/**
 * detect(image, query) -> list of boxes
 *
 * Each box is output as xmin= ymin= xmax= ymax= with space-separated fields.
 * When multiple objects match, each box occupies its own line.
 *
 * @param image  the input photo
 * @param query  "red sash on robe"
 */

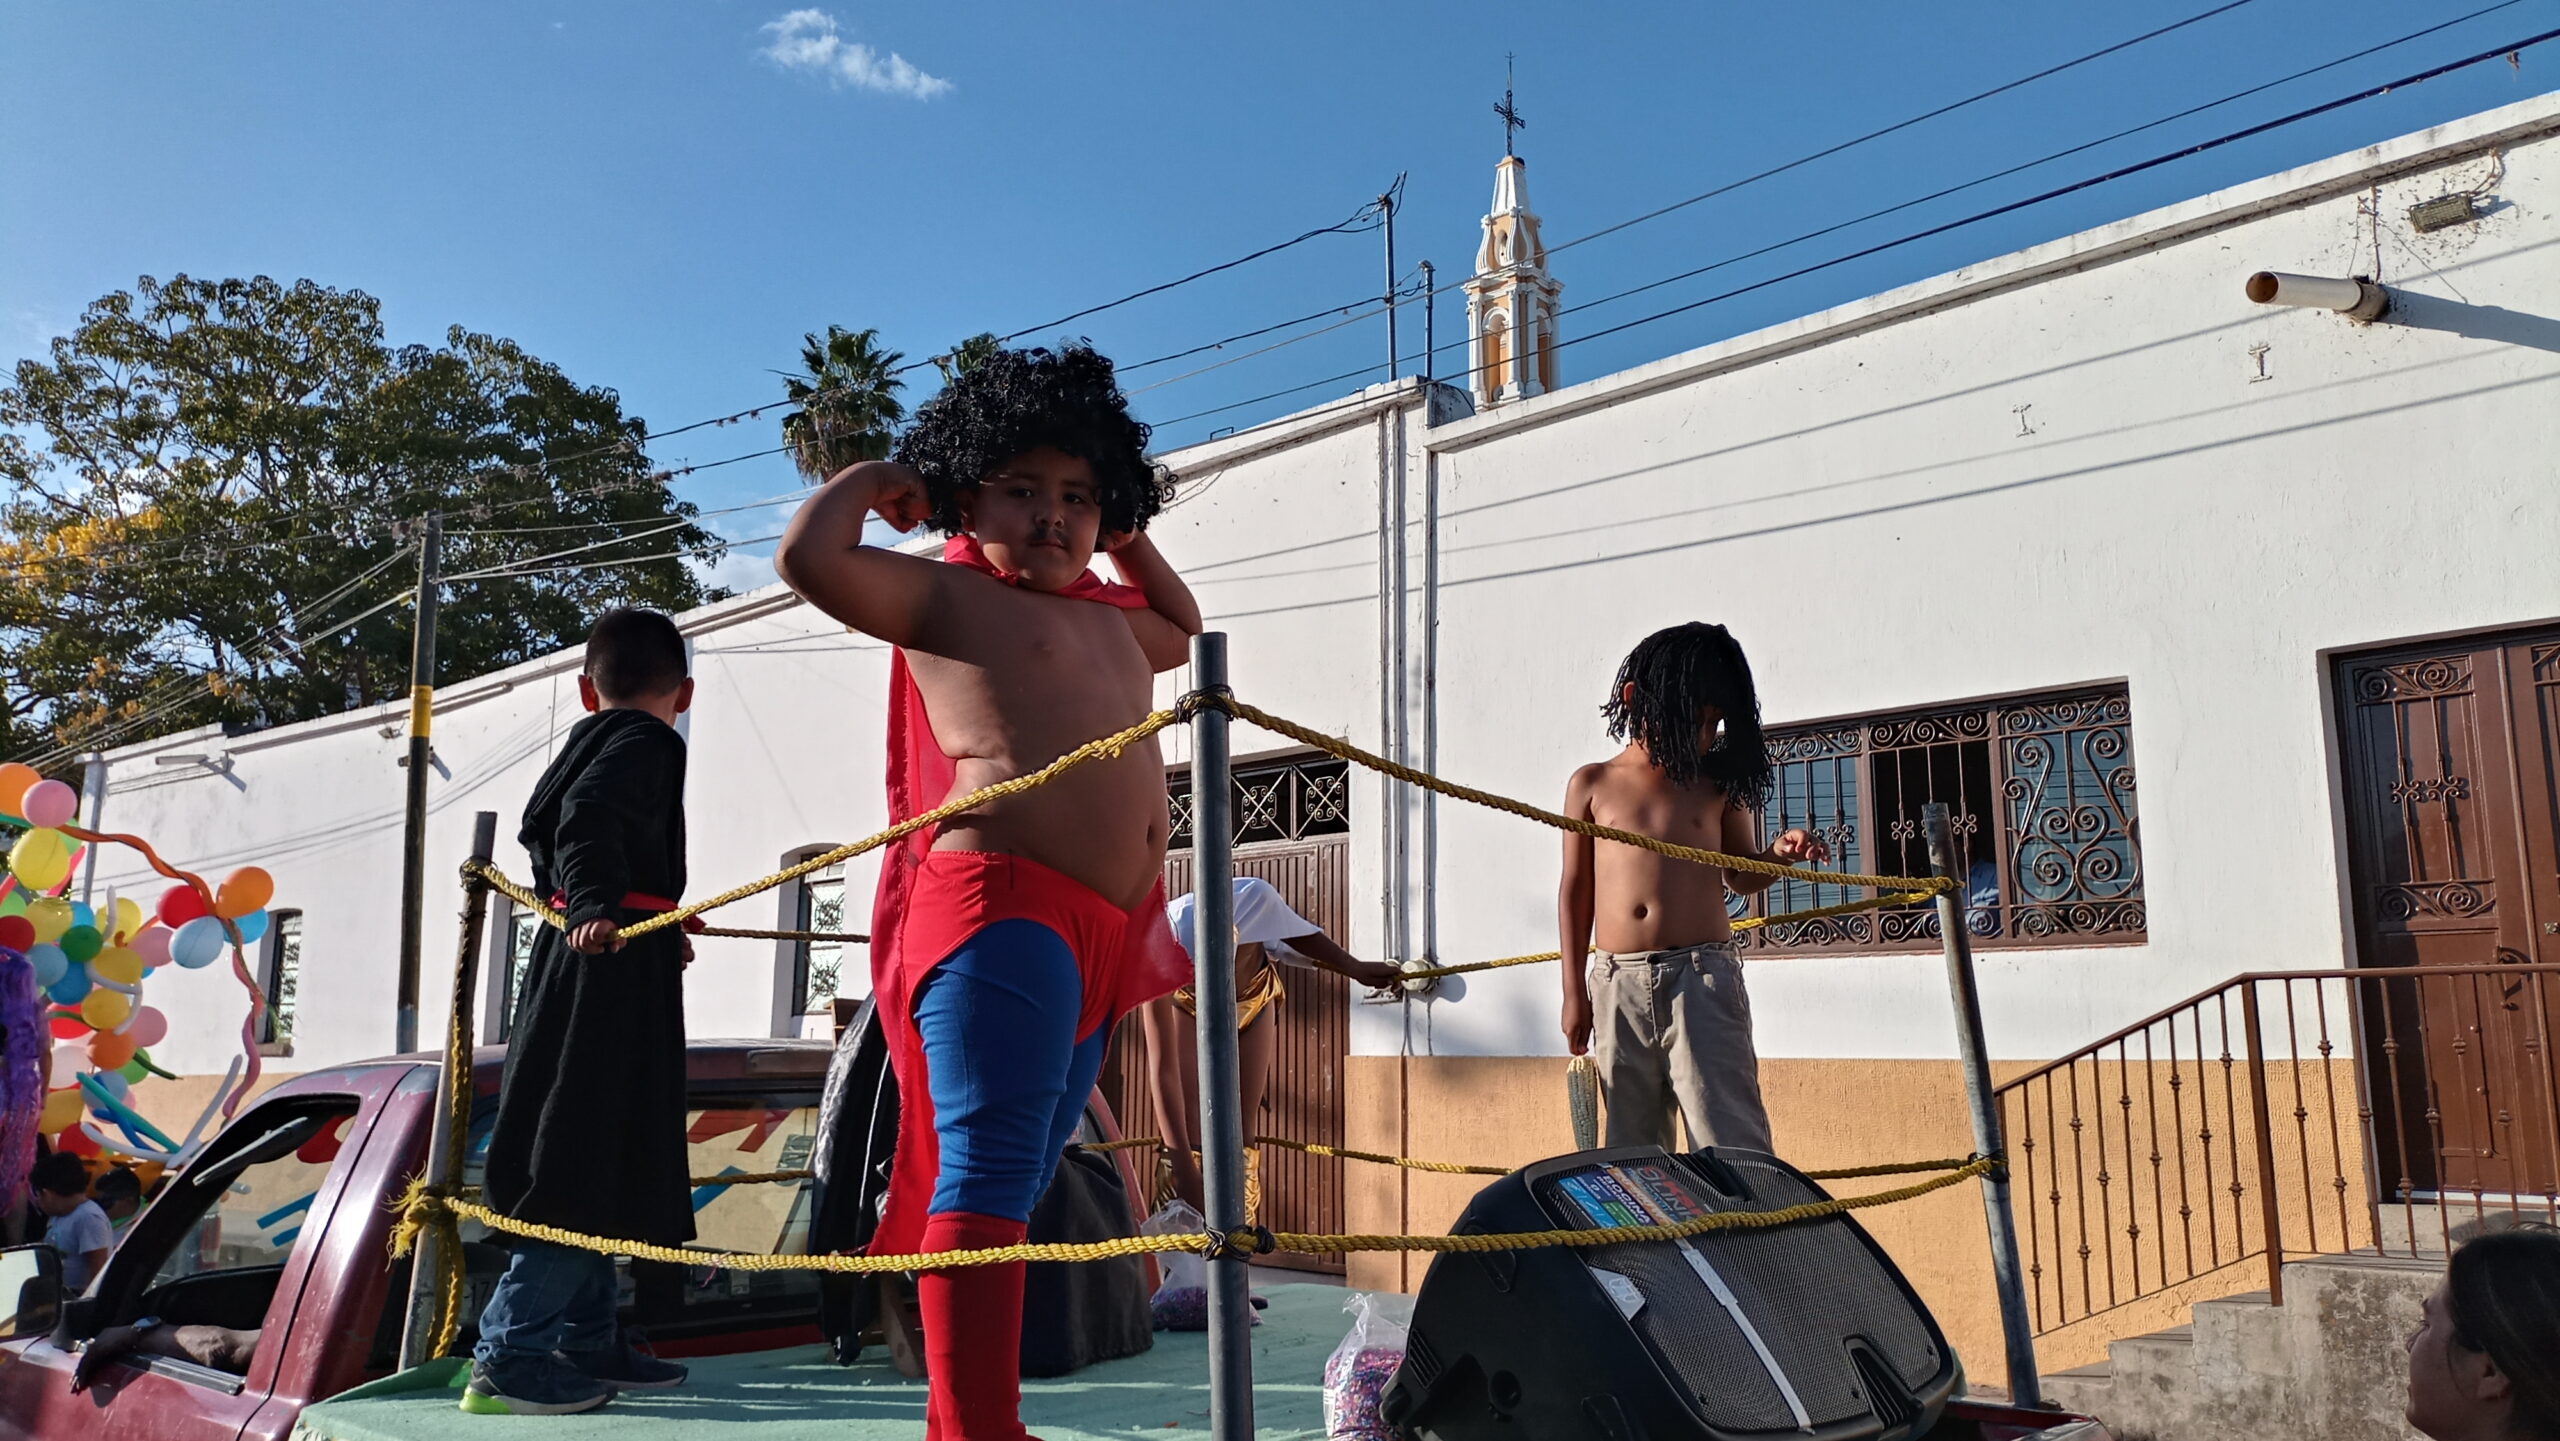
xmin=867 ymin=536 xmax=1191 ymax=1256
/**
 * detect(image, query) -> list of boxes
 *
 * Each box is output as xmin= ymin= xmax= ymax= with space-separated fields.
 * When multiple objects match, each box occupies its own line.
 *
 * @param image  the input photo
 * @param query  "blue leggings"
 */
xmin=911 ymin=918 xmax=1111 ymax=1221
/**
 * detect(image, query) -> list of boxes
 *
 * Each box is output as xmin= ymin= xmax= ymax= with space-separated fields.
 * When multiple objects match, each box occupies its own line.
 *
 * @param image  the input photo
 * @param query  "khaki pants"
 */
xmin=1589 ymin=942 xmax=1773 ymax=1153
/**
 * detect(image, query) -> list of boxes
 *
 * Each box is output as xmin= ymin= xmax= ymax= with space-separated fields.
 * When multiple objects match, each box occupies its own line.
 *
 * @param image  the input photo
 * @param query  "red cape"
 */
xmin=867 ymin=536 xmax=1190 ymax=1255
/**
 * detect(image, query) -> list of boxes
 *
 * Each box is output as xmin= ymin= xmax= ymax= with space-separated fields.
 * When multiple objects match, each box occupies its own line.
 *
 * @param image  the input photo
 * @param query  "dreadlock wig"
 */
xmin=1601 ymin=622 xmax=1775 ymax=810
xmin=891 ymin=344 xmax=1174 ymax=537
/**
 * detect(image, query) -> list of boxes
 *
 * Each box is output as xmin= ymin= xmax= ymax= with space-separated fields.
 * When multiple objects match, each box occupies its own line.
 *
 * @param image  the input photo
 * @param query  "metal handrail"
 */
xmin=1999 ymin=963 xmax=2560 ymax=1092
xmin=1994 ymin=961 xmax=2560 ymax=1337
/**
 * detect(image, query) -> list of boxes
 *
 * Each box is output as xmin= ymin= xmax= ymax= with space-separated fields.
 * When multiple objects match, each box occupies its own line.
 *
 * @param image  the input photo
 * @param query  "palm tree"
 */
xmin=780 ymin=326 xmax=908 ymax=482
xmin=932 ymin=331 xmax=1001 ymax=385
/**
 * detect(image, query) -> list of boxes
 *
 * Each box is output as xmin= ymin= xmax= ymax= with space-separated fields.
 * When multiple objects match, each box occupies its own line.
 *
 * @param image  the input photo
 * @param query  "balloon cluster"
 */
xmin=0 ymin=763 xmax=275 ymax=1162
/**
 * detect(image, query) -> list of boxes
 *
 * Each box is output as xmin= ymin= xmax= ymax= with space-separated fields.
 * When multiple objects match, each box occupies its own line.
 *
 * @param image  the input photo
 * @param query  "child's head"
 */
xmin=90 ymin=1164 xmax=142 ymax=1222
xmin=891 ymin=344 xmax=1172 ymax=591
xmin=1602 ymin=622 xmax=1774 ymax=809
xmin=578 ymin=608 xmax=694 ymax=722
xmin=29 ymin=1153 xmax=92 ymax=1217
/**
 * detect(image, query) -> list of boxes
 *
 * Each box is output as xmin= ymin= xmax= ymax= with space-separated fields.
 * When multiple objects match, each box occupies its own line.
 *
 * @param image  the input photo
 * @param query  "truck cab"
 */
xmin=0 ymin=1039 xmax=862 ymax=1440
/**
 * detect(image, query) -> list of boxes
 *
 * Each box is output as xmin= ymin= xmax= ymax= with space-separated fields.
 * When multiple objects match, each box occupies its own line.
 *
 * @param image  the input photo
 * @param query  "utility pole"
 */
xmin=1419 ymin=260 xmax=1436 ymax=387
xmin=394 ymin=514 xmax=442 ymax=1056
xmin=77 ymin=754 xmax=107 ymax=905
xmin=1380 ymin=177 xmax=1404 ymax=381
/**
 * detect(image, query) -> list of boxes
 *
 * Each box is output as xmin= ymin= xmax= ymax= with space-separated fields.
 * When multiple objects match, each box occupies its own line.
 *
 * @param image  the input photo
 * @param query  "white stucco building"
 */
xmin=80 ymin=92 xmax=2560 ymax=1371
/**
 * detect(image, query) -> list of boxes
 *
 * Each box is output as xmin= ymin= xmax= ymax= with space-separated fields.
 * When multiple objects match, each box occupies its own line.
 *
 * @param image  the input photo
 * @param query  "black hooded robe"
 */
xmin=482 ymin=707 xmax=696 ymax=1248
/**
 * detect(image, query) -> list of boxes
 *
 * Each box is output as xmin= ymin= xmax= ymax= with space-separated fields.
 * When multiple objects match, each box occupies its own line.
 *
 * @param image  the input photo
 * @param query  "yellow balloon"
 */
xmin=110 ymin=897 xmax=142 ymax=945
xmin=90 ymin=948 xmax=144 ymax=986
xmin=8 ymin=828 xmax=71 ymax=892
xmin=26 ymin=897 xmax=73 ymax=944
xmin=38 ymin=1087 xmax=82 ymax=1134
xmin=80 ymin=987 xmax=132 ymax=1031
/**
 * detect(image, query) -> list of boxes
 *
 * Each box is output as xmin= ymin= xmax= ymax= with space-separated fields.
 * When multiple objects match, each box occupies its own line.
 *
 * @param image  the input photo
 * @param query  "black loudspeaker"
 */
xmin=1377 ymin=1146 xmax=1960 ymax=1441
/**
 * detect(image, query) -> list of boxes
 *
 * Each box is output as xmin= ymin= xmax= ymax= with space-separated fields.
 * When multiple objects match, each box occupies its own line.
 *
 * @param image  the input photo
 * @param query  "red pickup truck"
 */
xmin=0 ymin=1040 xmax=2103 ymax=1441
xmin=0 ymin=1039 xmax=883 ymax=1440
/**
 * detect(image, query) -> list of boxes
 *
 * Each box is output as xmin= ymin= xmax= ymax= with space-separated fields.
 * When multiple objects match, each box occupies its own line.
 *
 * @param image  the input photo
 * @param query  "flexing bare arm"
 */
xmin=1557 ymin=765 xmax=1601 ymax=1055
xmin=774 ymin=463 xmax=970 ymax=654
xmin=1101 ymin=530 xmax=1204 ymax=673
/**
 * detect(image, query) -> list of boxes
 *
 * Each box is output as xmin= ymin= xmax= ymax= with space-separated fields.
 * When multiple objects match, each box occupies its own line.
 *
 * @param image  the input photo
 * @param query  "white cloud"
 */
xmin=757 ymin=10 xmax=952 ymax=100
xmin=693 ymin=544 xmax=783 ymax=596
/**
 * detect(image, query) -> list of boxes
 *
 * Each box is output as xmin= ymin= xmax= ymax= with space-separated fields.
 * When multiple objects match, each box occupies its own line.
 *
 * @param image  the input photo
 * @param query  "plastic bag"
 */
xmin=1322 ymin=1290 xmax=1415 ymax=1440
xmin=1141 ymin=1199 xmax=1209 ymax=1331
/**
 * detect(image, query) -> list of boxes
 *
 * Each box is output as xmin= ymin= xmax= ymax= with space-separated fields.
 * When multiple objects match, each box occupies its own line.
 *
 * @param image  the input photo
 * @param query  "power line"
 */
xmin=1151 ymin=22 xmax=2556 ymax=438
xmin=445 ymin=534 xmax=777 ymax=586
xmin=1127 ymin=277 xmax=1432 ymax=397
xmin=14 ymin=558 xmax=424 ymax=769
xmin=1547 ymin=0 xmax=2265 ymax=259
xmin=1554 ymin=0 xmax=2536 ymax=326
xmin=989 ymin=201 xmax=1387 ymax=344
xmin=1118 ymin=294 xmax=1404 ymax=375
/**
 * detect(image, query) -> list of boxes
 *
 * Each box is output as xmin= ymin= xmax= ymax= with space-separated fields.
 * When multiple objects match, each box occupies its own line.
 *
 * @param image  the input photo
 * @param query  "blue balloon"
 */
xmin=44 ymin=958 xmax=89 ymax=1005
xmin=27 ymin=941 xmax=67 ymax=988
xmin=232 ymin=909 xmax=269 ymax=945
xmin=68 ymin=901 xmax=94 ymax=930
xmin=171 ymin=915 xmax=228 ymax=970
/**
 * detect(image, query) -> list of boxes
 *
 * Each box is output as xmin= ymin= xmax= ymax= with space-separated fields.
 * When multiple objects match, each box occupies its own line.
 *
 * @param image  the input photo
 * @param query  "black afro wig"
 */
xmin=891 ymin=343 xmax=1174 ymax=536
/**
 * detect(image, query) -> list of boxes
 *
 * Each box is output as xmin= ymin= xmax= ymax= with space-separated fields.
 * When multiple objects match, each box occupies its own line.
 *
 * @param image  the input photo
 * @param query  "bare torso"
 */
xmin=1582 ymin=751 xmax=1740 ymax=953
xmin=906 ymin=578 xmax=1169 ymax=910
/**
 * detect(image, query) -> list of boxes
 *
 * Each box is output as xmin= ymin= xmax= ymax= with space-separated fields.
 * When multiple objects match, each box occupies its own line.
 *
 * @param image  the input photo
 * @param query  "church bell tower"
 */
xmin=1465 ymin=61 xmax=1562 ymax=408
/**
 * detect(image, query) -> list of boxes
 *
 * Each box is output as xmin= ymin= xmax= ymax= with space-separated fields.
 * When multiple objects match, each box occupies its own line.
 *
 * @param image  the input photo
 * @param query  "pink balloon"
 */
xmin=130 ymin=926 xmax=172 ymax=968
xmin=123 ymin=1006 xmax=168 ymax=1048
xmin=20 ymin=780 xmax=77 ymax=829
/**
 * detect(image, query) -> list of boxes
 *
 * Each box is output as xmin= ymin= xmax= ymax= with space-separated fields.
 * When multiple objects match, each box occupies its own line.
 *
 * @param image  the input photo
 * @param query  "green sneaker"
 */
xmin=459 ymin=1355 xmax=614 ymax=1415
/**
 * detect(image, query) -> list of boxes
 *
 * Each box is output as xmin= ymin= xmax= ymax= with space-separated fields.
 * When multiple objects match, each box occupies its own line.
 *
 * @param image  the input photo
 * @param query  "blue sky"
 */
xmin=3 ymin=1 xmax=2552 ymax=589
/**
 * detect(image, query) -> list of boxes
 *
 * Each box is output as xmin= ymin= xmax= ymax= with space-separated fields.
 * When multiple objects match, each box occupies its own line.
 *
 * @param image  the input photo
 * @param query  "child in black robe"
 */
xmin=465 ymin=609 xmax=697 ymax=1416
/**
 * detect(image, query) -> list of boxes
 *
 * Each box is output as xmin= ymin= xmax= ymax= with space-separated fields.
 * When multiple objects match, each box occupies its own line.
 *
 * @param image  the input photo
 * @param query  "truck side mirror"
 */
xmin=0 ymin=1243 xmax=62 ymax=1341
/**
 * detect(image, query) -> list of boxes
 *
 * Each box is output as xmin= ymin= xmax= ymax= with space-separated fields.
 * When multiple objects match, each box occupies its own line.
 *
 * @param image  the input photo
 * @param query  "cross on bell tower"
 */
xmin=1465 ymin=58 xmax=1562 ymax=408
xmin=1495 ymin=53 xmax=1525 ymax=157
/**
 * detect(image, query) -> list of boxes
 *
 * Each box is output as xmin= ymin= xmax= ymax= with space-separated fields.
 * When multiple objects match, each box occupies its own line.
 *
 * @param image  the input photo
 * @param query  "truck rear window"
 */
xmin=452 ymin=1091 xmax=824 ymax=1346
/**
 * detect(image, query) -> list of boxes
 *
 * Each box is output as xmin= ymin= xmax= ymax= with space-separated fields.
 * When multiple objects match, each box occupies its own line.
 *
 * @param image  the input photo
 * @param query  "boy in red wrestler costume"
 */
xmin=775 ymin=344 xmax=1200 ymax=1440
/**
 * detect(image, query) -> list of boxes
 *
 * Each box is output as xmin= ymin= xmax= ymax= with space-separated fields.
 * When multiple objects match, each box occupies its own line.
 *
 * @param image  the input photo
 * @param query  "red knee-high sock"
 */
xmin=918 ymin=1211 xmax=1033 ymax=1441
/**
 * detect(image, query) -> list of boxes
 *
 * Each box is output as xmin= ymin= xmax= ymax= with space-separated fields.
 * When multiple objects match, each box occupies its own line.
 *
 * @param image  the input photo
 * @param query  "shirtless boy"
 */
xmin=775 ymin=344 xmax=1199 ymax=1441
xmin=1558 ymin=622 xmax=1827 ymax=1155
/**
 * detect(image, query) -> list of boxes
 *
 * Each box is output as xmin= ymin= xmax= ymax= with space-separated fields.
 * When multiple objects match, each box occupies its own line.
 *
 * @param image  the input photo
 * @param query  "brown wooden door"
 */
xmin=2338 ymin=630 xmax=2560 ymax=1198
xmin=1105 ymin=836 xmax=1353 ymax=1274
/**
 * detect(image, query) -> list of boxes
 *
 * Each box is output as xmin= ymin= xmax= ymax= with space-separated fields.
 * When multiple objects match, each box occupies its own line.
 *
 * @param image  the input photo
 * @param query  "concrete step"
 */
xmin=2031 ymin=1253 xmax=2434 ymax=1441
xmin=2034 ymin=1360 xmax=2115 ymax=1421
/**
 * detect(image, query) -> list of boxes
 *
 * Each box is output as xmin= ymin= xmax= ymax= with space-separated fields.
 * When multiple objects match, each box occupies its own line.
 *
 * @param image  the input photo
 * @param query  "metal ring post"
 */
xmin=1189 ymin=633 xmax=1256 ymax=1439
xmin=399 ymin=809 xmax=496 ymax=1369
xmin=1924 ymin=802 xmax=2042 ymax=1405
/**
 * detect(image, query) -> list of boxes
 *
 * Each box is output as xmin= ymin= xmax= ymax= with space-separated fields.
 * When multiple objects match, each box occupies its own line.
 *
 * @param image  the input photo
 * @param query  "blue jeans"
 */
xmin=913 ymin=918 xmax=1112 ymax=1220
xmin=473 ymin=1238 xmax=620 ymax=1364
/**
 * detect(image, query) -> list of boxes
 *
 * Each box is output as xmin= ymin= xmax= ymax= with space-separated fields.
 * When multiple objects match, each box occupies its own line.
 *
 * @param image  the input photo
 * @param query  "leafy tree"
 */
xmin=780 ymin=326 xmax=907 ymax=482
xmin=0 ymin=274 xmax=722 ymax=769
xmin=932 ymin=331 xmax=1001 ymax=384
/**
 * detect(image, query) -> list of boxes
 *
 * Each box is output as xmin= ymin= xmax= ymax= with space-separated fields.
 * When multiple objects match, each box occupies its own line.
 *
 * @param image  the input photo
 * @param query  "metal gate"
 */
xmin=1105 ymin=752 xmax=1355 ymax=1273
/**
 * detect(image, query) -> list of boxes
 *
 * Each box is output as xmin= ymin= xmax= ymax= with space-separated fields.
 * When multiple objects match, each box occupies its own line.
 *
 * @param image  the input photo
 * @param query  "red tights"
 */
xmin=917 ymin=1211 xmax=1034 ymax=1441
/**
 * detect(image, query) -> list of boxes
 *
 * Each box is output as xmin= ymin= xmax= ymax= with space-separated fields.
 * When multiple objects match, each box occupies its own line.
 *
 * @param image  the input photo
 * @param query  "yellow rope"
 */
xmin=691 ymin=1169 xmax=815 ymax=1187
xmin=468 ymin=706 xmax=1182 ymax=941
xmin=1388 ymin=889 xmax=1941 ymax=984
xmin=1076 ymin=1135 xmax=1978 ymax=1185
xmin=1215 ymin=697 xmax=1951 ymax=894
xmin=397 ymin=1158 xmax=1992 ymax=1273
xmin=466 ymin=694 xmax=1943 ymax=958
xmin=699 ymin=927 xmax=869 ymax=944
xmin=1256 ymin=1135 xmax=1511 ymax=1176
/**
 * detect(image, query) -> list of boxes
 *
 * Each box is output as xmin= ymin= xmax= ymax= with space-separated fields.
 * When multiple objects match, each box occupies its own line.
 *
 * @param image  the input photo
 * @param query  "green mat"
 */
xmin=292 ymin=1281 xmax=1352 ymax=1440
